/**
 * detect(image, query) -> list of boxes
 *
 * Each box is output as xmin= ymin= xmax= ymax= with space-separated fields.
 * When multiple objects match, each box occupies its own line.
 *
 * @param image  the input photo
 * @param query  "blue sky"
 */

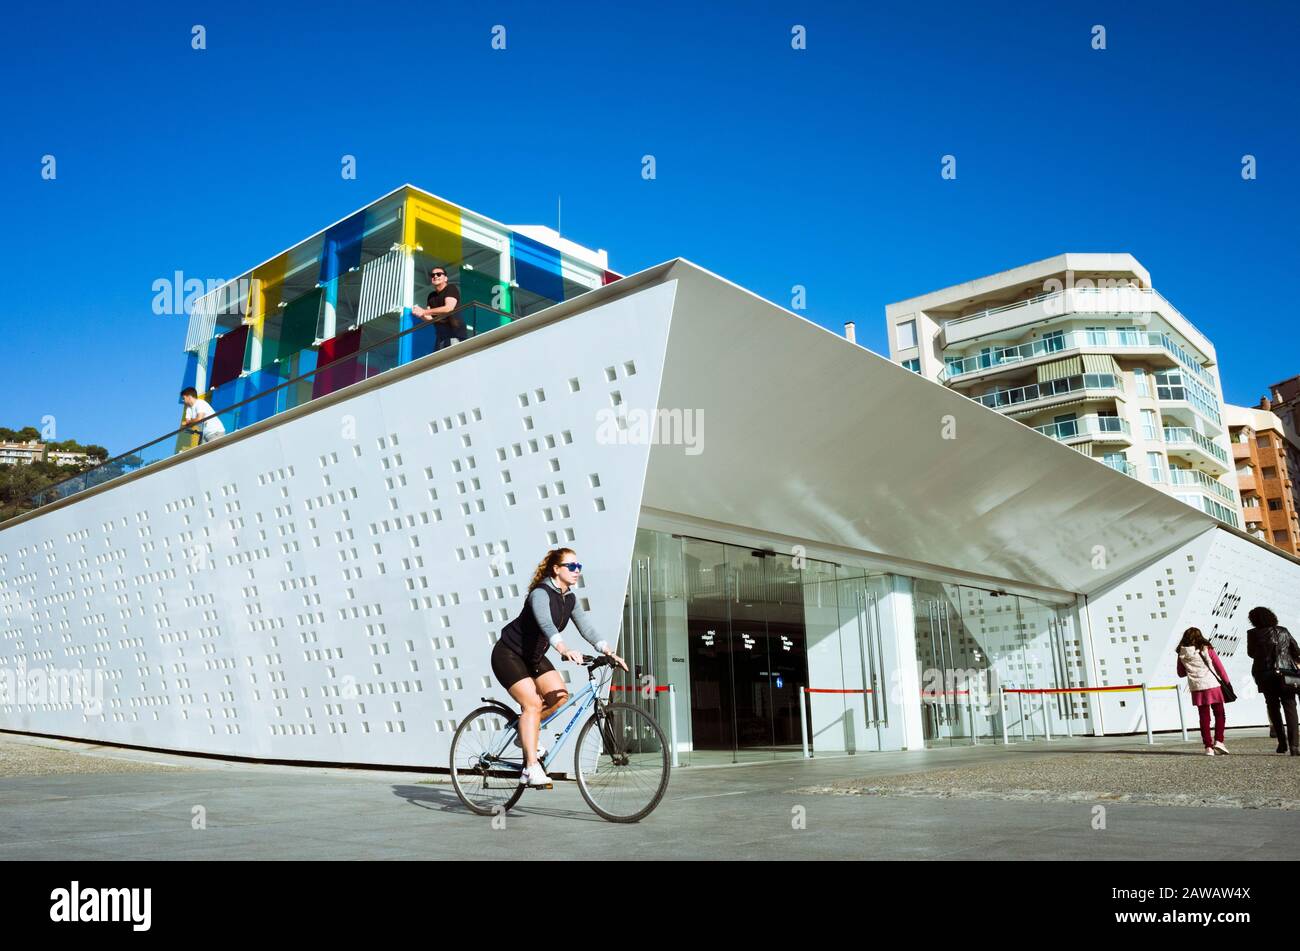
xmin=1 ymin=0 xmax=1297 ymax=453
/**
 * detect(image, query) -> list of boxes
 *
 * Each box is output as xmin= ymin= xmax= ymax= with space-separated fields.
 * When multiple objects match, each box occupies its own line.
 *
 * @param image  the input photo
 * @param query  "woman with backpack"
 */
xmin=1176 ymin=627 xmax=1233 ymax=756
xmin=1246 ymin=606 xmax=1300 ymax=756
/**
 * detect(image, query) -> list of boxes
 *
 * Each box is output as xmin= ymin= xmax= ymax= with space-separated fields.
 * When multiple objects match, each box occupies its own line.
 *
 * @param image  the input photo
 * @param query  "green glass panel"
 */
xmin=277 ymin=288 xmax=323 ymax=364
xmin=459 ymin=268 xmax=505 ymax=311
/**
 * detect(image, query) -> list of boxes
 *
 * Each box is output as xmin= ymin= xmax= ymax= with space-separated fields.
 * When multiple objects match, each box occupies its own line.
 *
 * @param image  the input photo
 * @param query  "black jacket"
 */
xmin=1246 ymin=625 xmax=1300 ymax=690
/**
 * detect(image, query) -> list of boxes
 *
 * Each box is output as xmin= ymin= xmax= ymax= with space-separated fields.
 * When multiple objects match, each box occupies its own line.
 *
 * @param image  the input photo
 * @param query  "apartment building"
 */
xmin=886 ymin=253 xmax=1242 ymax=528
xmin=0 ymin=441 xmax=44 ymax=465
xmin=1266 ymin=375 xmax=1300 ymax=522
xmin=1227 ymin=401 xmax=1299 ymax=554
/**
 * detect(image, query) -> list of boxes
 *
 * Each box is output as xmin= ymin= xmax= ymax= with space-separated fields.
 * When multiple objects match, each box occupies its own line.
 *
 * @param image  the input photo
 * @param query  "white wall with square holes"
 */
xmin=1083 ymin=527 xmax=1300 ymax=736
xmin=0 ymin=280 xmax=679 ymax=766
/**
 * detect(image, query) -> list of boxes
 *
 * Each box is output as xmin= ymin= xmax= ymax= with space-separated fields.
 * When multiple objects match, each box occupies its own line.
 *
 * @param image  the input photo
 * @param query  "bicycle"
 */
xmin=448 ymin=655 xmax=671 ymax=823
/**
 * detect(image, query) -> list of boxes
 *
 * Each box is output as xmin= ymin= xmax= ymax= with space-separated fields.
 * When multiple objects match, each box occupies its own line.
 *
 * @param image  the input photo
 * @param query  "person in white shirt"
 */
xmin=180 ymin=387 xmax=227 ymax=444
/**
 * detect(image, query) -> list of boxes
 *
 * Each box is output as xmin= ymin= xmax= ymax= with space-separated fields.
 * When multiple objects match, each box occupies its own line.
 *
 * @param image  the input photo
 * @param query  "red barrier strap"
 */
xmin=1003 ymin=685 xmax=1175 ymax=695
xmin=804 ymin=688 xmax=870 ymax=694
xmin=609 ymin=685 xmax=671 ymax=693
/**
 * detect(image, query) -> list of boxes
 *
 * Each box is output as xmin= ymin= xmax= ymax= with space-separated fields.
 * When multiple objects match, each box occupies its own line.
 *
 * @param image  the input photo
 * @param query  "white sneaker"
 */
xmin=1213 ymin=741 xmax=1230 ymax=755
xmin=519 ymin=762 xmax=551 ymax=787
xmin=1204 ymin=747 xmax=1216 ymax=756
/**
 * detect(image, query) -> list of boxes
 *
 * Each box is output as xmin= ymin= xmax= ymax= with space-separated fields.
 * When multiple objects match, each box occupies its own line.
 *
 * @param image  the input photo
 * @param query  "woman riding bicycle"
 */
xmin=491 ymin=547 xmax=627 ymax=787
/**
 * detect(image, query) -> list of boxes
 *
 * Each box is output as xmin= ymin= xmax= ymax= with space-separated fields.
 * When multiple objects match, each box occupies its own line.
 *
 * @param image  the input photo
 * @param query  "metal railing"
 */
xmin=19 ymin=303 xmax=513 ymax=514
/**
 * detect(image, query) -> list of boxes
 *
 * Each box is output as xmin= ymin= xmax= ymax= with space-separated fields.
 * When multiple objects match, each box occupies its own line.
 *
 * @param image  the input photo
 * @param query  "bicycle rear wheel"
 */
xmin=449 ymin=705 xmax=526 ymax=816
xmin=574 ymin=701 xmax=670 ymax=823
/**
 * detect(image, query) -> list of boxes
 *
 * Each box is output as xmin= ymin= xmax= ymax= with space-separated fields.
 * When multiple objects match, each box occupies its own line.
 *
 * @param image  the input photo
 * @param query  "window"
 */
xmin=1117 ymin=326 xmax=1142 ymax=346
xmin=1148 ymin=452 xmax=1164 ymax=482
xmin=1133 ymin=367 xmax=1151 ymax=397
xmin=1269 ymin=498 xmax=1283 ymax=511
xmin=902 ymin=358 xmax=921 ymax=373
xmin=1257 ymin=435 xmax=1272 ymax=449
xmin=1086 ymin=326 xmax=1108 ymax=346
xmin=1263 ymin=466 xmax=1278 ymax=479
xmin=1141 ymin=409 xmax=1158 ymax=441
xmin=1276 ymin=530 xmax=1291 ymax=544
xmin=896 ymin=319 xmax=917 ymax=351
xmin=1042 ymin=330 xmax=1065 ymax=352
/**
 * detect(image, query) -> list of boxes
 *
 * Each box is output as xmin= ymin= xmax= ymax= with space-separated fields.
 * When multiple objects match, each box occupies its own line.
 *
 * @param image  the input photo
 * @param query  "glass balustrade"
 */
xmin=1032 ymin=416 xmax=1130 ymax=441
xmin=25 ymin=304 xmax=513 ymax=512
xmin=971 ymin=373 xmax=1120 ymax=409
xmin=1162 ymin=427 xmax=1229 ymax=464
xmin=1168 ymin=467 xmax=1237 ymax=503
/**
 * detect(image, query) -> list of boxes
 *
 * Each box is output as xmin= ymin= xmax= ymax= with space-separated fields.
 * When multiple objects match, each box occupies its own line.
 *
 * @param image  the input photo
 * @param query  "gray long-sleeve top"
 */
xmin=531 ymin=578 xmax=609 ymax=654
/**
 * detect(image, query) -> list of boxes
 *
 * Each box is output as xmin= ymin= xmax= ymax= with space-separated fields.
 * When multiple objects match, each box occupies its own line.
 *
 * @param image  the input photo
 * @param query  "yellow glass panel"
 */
xmin=243 ymin=253 xmax=289 ymax=329
xmin=403 ymin=193 xmax=462 ymax=263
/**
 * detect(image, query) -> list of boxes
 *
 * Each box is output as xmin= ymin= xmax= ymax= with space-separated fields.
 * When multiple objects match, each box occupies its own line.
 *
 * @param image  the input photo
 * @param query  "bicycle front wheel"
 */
xmin=574 ymin=701 xmax=671 ymax=823
xmin=449 ymin=705 xmax=525 ymax=816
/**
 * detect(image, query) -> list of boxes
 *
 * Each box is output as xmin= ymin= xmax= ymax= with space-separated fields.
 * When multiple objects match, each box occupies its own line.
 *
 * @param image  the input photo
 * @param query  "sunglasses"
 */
xmin=430 ymin=271 xmax=446 ymax=277
xmin=561 ymin=562 xmax=583 ymax=572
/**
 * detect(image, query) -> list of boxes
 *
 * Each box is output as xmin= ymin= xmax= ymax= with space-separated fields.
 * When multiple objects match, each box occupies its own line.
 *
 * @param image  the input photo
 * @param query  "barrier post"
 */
xmin=968 ymin=689 xmax=978 ymax=745
xmin=1175 ymin=684 xmax=1187 ymax=743
xmin=801 ymin=687 xmax=811 ymax=759
xmin=1065 ymin=692 xmax=1073 ymax=738
xmin=668 ymin=684 xmax=680 ymax=768
xmin=1141 ymin=682 xmax=1153 ymax=745
xmin=1042 ymin=694 xmax=1052 ymax=741
xmin=999 ymin=686 xmax=1009 ymax=745
xmin=1018 ymin=691 xmax=1028 ymax=740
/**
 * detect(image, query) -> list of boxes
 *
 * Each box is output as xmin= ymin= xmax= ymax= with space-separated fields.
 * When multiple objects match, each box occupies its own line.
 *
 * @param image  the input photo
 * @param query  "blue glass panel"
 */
xmin=319 ymin=211 xmax=366 ymax=285
xmin=397 ymin=308 xmax=439 ymax=365
xmin=511 ymin=232 xmax=564 ymax=302
xmin=179 ymin=352 xmax=199 ymax=398
xmin=237 ymin=367 xmax=287 ymax=428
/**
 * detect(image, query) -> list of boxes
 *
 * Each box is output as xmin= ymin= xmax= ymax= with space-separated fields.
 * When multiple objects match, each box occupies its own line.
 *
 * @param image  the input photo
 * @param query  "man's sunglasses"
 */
xmin=561 ymin=562 xmax=583 ymax=572
xmin=430 ymin=271 xmax=446 ymax=278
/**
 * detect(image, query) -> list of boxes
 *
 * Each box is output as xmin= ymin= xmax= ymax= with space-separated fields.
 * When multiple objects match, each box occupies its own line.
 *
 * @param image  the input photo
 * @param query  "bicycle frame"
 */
xmin=481 ymin=668 xmax=612 ymax=773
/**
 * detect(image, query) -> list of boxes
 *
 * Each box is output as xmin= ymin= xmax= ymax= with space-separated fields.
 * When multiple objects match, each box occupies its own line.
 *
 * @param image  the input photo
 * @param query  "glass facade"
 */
xmin=619 ymin=527 xmax=1082 ymax=763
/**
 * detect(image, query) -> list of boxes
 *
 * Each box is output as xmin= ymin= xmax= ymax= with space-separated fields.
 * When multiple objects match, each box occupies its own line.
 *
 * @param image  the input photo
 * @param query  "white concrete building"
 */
xmin=3 ymin=225 xmax=1299 ymax=769
xmin=886 ymin=254 xmax=1243 ymax=528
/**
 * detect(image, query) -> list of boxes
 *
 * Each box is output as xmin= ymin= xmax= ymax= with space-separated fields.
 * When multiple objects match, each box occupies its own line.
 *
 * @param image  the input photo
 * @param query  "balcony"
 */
xmin=940 ymin=328 xmax=1173 ymax=383
xmin=1168 ymin=467 xmax=1238 ymax=505
xmin=1242 ymin=503 xmax=1265 ymax=526
xmin=1236 ymin=469 xmax=1257 ymax=494
xmin=1103 ymin=456 xmax=1138 ymax=478
xmin=939 ymin=286 xmax=1216 ymax=364
xmin=970 ymin=373 xmax=1123 ymax=414
xmin=1232 ymin=441 xmax=1253 ymax=461
xmin=1033 ymin=415 xmax=1131 ymax=447
xmin=1163 ymin=427 xmax=1229 ymax=474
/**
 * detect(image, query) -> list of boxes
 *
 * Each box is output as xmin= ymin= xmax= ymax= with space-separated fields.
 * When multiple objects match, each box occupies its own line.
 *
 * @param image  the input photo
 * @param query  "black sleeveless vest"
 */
xmin=500 ymin=583 xmax=576 ymax=663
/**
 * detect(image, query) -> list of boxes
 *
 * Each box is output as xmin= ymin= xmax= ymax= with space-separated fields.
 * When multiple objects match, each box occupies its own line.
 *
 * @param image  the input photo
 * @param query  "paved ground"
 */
xmin=2 ymin=729 xmax=1298 ymax=860
xmin=799 ymin=736 xmax=1300 ymax=810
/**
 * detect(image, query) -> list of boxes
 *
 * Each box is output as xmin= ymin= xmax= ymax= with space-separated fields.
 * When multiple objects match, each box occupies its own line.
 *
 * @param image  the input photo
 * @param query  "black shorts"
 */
xmin=491 ymin=641 xmax=555 ymax=689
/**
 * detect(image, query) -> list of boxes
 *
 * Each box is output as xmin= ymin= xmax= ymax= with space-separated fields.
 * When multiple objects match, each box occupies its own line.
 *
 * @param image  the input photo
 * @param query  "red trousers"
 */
xmin=1198 ymin=702 xmax=1225 ymax=747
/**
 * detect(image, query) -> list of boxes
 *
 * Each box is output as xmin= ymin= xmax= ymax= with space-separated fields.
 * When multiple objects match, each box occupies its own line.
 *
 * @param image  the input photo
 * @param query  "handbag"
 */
xmin=1204 ymin=648 xmax=1236 ymax=703
xmin=1274 ymin=665 xmax=1300 ymax=691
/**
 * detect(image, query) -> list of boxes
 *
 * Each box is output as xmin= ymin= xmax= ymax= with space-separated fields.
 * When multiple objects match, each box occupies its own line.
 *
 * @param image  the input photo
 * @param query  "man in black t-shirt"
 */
xmin=412 ymin=266 xmax=466 ymax=351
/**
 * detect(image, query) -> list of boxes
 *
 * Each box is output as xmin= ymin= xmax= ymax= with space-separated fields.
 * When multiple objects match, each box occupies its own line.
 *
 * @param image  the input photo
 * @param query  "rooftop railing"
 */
xmin=20 ymin=304 xmax=512 ymax=514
